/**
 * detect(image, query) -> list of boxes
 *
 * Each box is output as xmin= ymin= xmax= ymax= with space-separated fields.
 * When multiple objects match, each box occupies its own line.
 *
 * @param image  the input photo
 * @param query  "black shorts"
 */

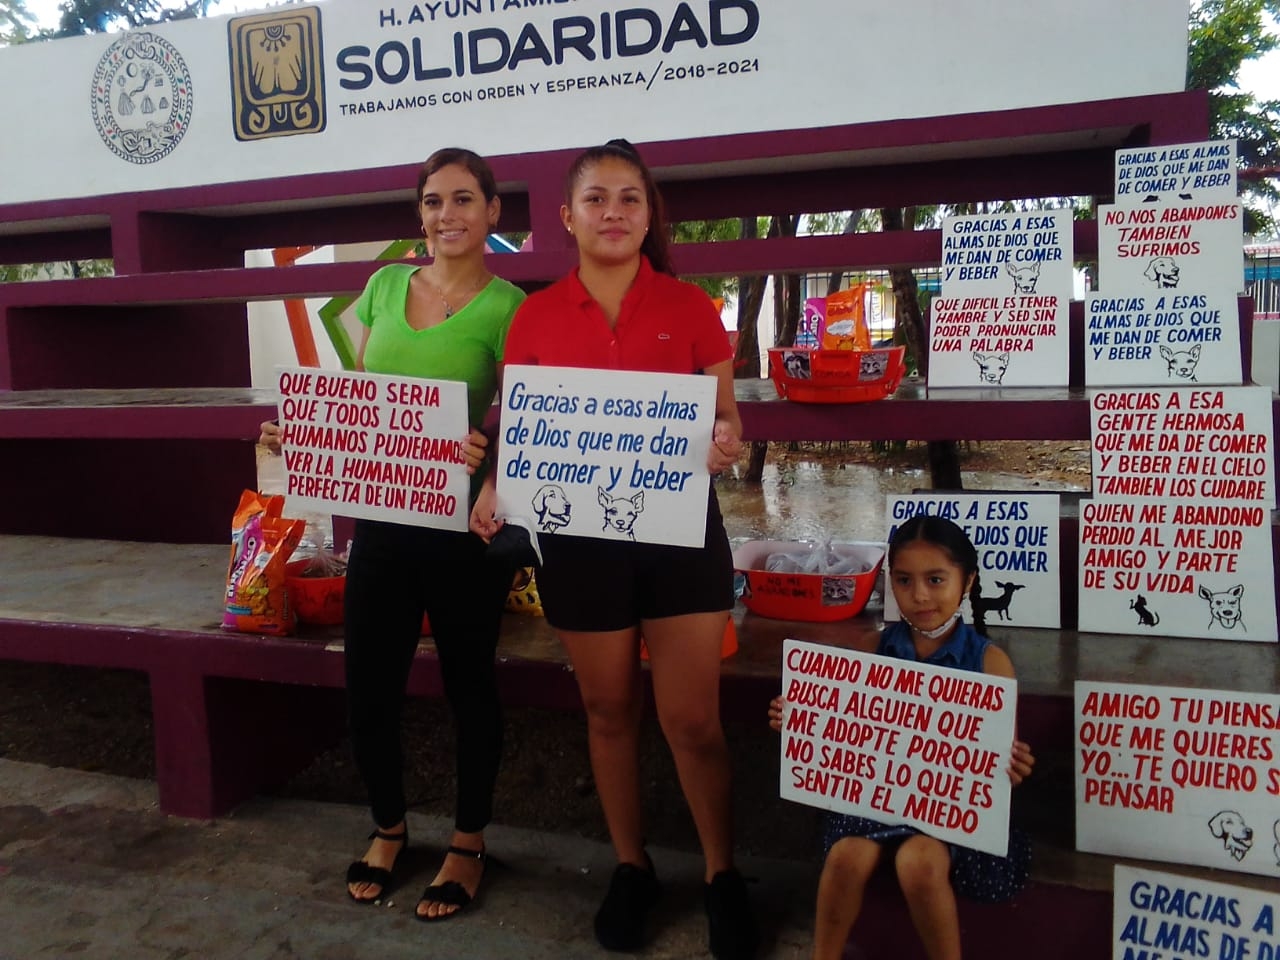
xmin=535 ymin=489 xmax=734 ymax=632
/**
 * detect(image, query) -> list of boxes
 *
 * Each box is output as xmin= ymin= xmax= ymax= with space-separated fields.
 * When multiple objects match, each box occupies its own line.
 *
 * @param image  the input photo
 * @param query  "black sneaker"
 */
xmin=593 ymin=856 xmax=661 ymax=952
xmin=705 ymin=868 xmax=759 ymax=960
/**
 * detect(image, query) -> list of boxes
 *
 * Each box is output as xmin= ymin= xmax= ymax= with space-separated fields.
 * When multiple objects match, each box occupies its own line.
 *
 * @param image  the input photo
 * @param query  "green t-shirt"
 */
xmin=355 ymin=262 xmax=524 ymax=428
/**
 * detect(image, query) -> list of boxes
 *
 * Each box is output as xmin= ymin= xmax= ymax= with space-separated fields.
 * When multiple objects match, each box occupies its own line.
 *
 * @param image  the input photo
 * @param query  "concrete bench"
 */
xmin=3 ymin=533 xmax=1276 ymax=821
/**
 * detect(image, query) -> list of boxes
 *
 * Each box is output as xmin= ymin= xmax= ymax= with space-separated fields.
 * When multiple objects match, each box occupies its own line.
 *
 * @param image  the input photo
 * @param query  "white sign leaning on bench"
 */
xmin=495 ymin=364 xmax=716 ymax=548
xmin=1076 ymin=680 xmax=1280 ymax=879
xmin=1112 ymin=864 xmax=1280 ymax=960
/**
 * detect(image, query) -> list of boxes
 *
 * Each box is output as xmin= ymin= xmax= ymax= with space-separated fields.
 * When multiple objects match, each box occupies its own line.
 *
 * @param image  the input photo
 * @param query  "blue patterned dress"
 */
xmin=821 ymin=620 xmax=1031 ymax=904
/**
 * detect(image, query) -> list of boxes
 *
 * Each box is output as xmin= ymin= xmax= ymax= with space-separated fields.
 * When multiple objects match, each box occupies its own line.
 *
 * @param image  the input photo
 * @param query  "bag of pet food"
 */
xmin=821 ymin=285 xmax=871 ymax=352
xmin=222 ymin=490 xmax=306 ymax=636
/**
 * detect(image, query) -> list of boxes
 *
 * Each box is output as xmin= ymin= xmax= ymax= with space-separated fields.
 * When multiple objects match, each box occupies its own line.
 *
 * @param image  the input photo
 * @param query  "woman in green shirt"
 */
xmin=263 ymin=148 xmax=523 ymax=921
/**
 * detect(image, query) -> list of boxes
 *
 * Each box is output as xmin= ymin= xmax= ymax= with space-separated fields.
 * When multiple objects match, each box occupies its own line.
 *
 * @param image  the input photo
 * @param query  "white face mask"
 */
xmin=903 ymin=609 xmax=961 ymax=640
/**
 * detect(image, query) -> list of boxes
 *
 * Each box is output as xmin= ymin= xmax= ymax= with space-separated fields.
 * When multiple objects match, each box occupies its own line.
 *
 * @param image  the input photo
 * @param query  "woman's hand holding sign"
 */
xmin=708 ymin=416 xmax=742 ymax=474
xmin=460 ymin=427 xmax=489 ymax=475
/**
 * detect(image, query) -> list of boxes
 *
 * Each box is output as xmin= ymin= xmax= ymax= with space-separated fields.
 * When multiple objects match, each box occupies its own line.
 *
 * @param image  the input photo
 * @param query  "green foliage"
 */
xmin=672 ymin=218 xmax=740 ymax=301
xmin=50 ymin=0 xmax=204 ymax=36
xmin=0 ymin=260 xmax=115 ymax=282
xmin=0 ymin=0 xmax=35 ymax=44
xmin=1187 ymin=0 xmax=1280 ymax=234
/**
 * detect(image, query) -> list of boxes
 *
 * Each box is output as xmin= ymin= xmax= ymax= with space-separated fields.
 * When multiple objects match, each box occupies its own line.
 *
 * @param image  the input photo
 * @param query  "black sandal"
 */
xmin=415 ymin=844 xmax=496 ymax=922
xmin=345 ymin=827 xmax=409 ymax=903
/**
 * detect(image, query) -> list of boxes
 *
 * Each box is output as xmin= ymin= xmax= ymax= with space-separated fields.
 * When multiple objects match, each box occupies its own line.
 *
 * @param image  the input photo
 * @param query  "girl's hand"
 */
xmin=707 ymin=418 xmax=742 ymax=474
xmin=469 ymin=478 xmax=503 ymax=542
xmin=1008 ymin=740 xmax=1035 ymax=786
xmin=258 ymin=420 xmax=282 ymax=454
xmin=460 ymin=428 xmax=489 ymax=475
xmin=768 ymin=695 xmax=785 ymax=732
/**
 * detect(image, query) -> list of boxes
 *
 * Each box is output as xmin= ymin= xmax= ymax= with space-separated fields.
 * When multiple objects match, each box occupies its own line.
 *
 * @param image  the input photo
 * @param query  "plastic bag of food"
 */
xmin=821 ymin=285 xmax=871 ymax=352
xmin=765 ymin=540 xmax=870 ymax=575
xmin=222 ymin=490 xmax=306 ymax=636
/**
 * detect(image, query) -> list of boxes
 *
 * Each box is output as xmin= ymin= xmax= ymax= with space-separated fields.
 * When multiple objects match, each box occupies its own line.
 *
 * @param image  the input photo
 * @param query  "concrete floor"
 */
xmin=0 ymin=759 xmax=817 ymax=960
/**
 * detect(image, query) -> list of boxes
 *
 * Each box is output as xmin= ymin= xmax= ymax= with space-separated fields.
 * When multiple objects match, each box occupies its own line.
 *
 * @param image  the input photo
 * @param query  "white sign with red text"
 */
xmin=1089 ymin=387 xmax=1275 ymax=508
xmin=495 ymin=364 xmax=715 ymax=548
xmin=275 ymin=366 xmax=470 ymax=531
xmin=1077 ymin=498 xmax=1276 ymax=643
xmin=1076 ymin=681 xmax=1280 ymax=879
xmin=780 ymin=638 xmax=1016 ymax=856
xmin=1098 ymin=200 xmax=1244 ymax=294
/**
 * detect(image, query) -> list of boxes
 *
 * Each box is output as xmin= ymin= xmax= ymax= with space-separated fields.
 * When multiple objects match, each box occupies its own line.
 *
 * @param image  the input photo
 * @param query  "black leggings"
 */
xmin=344 ymin=519 xmax=512 ymax=833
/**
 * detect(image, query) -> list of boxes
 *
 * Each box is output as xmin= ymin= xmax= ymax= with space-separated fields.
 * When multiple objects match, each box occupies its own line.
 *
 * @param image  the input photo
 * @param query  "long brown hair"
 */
xmin=416 ymin=147 xmax=499 ymax=204
xmin=563 ymin=139 xmax=675 ymax=276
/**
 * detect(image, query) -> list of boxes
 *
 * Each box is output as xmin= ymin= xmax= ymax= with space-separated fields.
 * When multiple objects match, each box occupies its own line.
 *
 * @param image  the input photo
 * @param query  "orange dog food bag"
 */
xmin=221 ymin=490 xmax=306 ymax=636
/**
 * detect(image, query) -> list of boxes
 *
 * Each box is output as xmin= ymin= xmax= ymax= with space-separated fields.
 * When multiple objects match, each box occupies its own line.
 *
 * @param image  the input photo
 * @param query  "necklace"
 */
xmin=429 ymin=270 xmax=490 ymax=318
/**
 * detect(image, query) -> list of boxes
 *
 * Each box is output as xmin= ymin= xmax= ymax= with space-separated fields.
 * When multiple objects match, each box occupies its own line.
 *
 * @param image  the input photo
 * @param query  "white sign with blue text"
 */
xmin=1113 ymin=139 xmax=1238 ymax=204
xmin=1076 ymin=681 xmax=1280 ymax=879
xmin=1112 ymin=865 xmax=1280 ymax=960
xmin=884 ymin=494 xmax=1061 ymax=629
xmin=495 ymin=364 xmax=715 ymax=548
xmin=1084 ymin=291 xmax=1243 ymax=387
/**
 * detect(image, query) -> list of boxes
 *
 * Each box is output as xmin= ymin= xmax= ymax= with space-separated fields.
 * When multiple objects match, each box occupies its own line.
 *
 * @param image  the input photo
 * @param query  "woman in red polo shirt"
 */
xmin=472 ymin=140 xmax=757 ymax=959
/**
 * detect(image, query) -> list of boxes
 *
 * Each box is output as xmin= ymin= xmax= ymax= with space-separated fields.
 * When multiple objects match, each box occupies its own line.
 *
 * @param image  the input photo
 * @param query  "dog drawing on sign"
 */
xmin=1129 ymin=595 xmax=1160 ymax=627
xmin=1159 ymin=344 xmax=1202 ymax=382
xmin=970 ymin=580 xmax=1024 ymax=622
xmin=532 ymin=484 xmax=572 ymax=533
xmin=1208 ymin=810 xmax=1253 ymax=862
xmin=1144 ymin=256 xmax=1181 ymax=288
xmin=1273 ymin=819 xmax=1280 ymax=866
xmin=1006 ymin=261 xmax=1041 ymax=294
xmin=598 ymin=487 xmax=644 ymax=540
xmin=972 ymin=352 xmax=1010 ymax=385
xmin=1200 ymin=583 xmax=1245 ymax=631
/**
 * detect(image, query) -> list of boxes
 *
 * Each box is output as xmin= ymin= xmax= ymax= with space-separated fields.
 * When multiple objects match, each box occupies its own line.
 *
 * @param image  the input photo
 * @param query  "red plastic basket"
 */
xmin=768 ymin=345 xmax=906 ymax=403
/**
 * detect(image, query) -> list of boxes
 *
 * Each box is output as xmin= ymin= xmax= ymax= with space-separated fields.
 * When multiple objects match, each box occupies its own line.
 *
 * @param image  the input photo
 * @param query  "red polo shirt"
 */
xmin=503 ymin=257 xmax=732 ymax=374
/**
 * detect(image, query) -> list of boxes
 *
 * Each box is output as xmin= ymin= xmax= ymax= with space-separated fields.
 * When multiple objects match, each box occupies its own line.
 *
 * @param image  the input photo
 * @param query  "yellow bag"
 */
xmin=505 ymin=566 xmax=544 ymax=616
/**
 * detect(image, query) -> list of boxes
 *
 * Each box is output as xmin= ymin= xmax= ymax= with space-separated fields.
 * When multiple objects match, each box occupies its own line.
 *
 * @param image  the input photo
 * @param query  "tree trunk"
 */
xmin=734 ymin=216 xmax=770 ymax=481
xmin=773 ymin=215 xmax=802 ymax=348
xmin=880 ymin=206 xmax=962 ymax=489
xmin=733 ymin=216 xmax=766 ymax=379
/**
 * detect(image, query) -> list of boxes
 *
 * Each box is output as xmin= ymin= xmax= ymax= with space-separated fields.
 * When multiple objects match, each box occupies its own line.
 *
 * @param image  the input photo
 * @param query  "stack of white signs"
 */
xmin=927 ymin=209 xmax=1073 ymax=388
xmin=1079 ymin=140 xmax=1277 ymax=642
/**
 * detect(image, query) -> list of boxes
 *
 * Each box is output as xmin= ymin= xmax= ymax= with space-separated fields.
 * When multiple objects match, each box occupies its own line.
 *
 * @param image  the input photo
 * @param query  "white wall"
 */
xmin=0 ymin=0 xmax=1189 ymax=205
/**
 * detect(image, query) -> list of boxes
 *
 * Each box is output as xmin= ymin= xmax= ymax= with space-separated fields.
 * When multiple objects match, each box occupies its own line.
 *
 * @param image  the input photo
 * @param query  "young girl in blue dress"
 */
xmin=768 ymin=514 xmax=1036 ymax=960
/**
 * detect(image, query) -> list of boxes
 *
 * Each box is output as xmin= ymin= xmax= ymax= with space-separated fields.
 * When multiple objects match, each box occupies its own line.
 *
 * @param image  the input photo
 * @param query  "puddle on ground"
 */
xmin=715 ymin=460 xmax=1085 ymax=543
xmin=259 ymin=450 xmax=1087 ymax=553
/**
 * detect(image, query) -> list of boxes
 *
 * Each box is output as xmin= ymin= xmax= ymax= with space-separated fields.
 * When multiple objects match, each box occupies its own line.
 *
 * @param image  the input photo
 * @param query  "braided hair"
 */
xmin=889 ymin=514 xmax=988 ymax=636
xmin=563 ymin=138 xmax=676 ymax=276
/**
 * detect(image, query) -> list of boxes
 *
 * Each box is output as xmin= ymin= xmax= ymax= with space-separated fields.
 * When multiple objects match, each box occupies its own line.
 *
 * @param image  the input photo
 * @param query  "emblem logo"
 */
xmin=90 ymin=31 xmax=193 ymax=164
xmin=228 ymin=7 xmax=326 ymax=142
